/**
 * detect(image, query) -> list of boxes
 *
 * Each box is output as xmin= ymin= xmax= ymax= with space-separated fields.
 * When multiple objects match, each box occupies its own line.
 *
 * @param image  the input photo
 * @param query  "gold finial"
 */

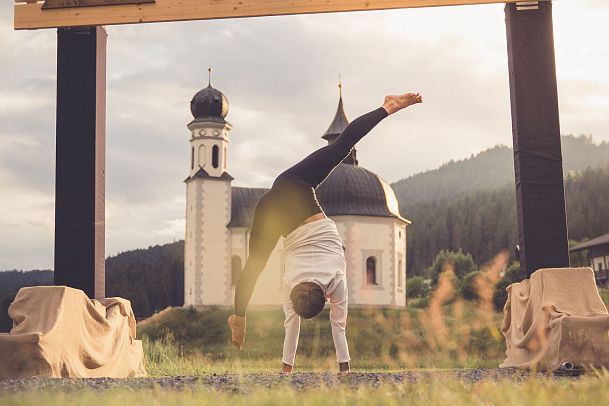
xmin=208 ymin=67 xmax=212 ymax=86
xmin=338 ymin=73 xmax=343 ymax=98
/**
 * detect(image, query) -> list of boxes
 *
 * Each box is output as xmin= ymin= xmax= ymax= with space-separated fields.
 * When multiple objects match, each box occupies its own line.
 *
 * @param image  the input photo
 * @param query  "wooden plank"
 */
xmin=15 ymin=0 xmax=533 ymax=30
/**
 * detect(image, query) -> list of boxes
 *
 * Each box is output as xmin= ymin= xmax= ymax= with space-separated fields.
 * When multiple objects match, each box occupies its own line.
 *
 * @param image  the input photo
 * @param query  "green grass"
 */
xmin=139 ymin=301 xmax=506 ymax=372
xmin=3 ymin=374 xmax=609 ymax=406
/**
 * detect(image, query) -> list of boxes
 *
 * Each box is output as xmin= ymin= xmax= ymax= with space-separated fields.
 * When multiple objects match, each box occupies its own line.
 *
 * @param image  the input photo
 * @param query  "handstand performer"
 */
xmin=228 ymin=91 xmax=423 ymax=373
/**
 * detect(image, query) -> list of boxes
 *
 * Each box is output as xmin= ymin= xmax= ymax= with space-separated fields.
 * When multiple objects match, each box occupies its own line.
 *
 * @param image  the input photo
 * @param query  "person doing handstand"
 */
xmin=228 ymin=91 xmax=423 ymax=373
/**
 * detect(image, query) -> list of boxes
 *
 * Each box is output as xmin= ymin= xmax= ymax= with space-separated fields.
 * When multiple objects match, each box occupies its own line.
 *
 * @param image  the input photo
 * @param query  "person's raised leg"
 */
xmin=279 ymin=92 xmax=422 ymax=189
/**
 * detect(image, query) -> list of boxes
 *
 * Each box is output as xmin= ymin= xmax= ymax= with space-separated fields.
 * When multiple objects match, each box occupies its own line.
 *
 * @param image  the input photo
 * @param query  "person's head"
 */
xmin=290 ymin=282 xmax=326 ymax=319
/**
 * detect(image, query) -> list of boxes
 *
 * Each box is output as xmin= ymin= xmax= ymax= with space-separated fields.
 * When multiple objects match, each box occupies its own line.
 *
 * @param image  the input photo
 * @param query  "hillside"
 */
xmin=392 ymin=134 xmax=609 ymax=209
xmin=404 ymin=165 xmax=609 ymax=275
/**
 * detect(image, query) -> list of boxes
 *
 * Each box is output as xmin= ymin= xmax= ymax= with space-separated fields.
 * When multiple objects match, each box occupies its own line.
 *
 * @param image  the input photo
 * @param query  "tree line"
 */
xmin=401 ymin=165 xmax=609 ymax=276
xmin=0 ymin=241 xmax=184 ymax=332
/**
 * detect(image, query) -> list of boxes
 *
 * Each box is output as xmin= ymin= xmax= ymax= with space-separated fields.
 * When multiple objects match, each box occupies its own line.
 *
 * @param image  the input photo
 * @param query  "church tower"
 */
xmin=184 ymin=70 xmax=233 ymax=306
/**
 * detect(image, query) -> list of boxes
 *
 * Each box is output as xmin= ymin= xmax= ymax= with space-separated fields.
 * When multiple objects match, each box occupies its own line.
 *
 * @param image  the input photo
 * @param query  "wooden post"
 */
xmin=54 ymin=26 xmax=106 ymax=299
xmin=505 ymin=1 xmax=569 ymax=277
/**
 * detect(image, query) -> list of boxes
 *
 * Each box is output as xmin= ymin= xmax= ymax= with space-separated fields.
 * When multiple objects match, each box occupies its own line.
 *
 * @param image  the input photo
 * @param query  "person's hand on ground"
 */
xmin=383 ymin=92 xmax=423 ymax=115
xmin=227 ymin=314 xmax=246 ymax=350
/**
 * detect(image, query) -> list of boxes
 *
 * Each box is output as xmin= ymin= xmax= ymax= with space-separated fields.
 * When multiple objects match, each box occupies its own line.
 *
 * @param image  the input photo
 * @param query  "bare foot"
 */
xmin=281 ymin=363 xmax=293 ymax=374
xmin=382 ymin=92 xmax=423 ymax=115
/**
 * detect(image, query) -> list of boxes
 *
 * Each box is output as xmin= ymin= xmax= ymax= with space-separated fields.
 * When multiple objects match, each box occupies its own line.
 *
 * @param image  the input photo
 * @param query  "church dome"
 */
xmin=190 ymin=84 xmax=229 ymax=120
xmin=316 ymin=164 xmax=409 ymax=222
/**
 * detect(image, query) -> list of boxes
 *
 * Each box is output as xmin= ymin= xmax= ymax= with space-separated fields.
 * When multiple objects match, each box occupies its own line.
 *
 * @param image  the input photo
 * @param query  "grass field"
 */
xmin=2 ymin=288 xmax=609 ymax=405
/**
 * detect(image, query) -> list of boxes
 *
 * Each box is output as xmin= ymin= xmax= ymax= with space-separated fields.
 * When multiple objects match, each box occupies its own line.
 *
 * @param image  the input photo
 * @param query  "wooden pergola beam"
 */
xmin=15 ymin=0 xmax=532 ymax=30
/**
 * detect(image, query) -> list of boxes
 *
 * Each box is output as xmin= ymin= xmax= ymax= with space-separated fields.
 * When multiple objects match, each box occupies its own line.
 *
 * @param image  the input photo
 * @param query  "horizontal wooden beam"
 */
xmin=15 ymin=0 xmax=533 ymax=30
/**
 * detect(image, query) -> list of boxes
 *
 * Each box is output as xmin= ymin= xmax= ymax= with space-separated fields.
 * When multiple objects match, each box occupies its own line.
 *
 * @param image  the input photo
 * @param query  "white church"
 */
xmin=183 ymin=79 xmax=410 ymax=308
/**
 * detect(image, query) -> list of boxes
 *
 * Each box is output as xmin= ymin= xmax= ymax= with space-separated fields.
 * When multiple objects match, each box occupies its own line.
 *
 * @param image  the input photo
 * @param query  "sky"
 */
xmin=0 ymin=0 xmax=608 ymax=270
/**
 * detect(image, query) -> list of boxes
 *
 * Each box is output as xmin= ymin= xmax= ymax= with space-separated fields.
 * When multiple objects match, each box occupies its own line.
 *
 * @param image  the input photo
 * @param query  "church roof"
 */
xmin=184 ymin=167 xmax=234 ymax=183
xmin=322 ymin=96 xmax=349 ymax=141
xmin=227 ymin=165 xmax=409 ymax=228
xmin=316 ymin=164 xmax=409 ymax=223
xmin=228 ymin=187 xmax=270 ymax=228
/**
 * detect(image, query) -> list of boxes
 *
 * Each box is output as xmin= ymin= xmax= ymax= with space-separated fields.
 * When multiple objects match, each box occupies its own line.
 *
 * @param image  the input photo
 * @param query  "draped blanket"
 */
xmin=500 ymin=267 xmax=609 ymax=371
xmin=0 ymin=286 xmax=146 ymax=378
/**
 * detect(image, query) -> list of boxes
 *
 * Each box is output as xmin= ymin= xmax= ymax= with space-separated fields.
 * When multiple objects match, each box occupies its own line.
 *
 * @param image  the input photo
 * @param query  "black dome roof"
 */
xmin=316 ymin=164 xmax=408 ymax=222
xmin=190 ymin=84 xmax=229 ymax=120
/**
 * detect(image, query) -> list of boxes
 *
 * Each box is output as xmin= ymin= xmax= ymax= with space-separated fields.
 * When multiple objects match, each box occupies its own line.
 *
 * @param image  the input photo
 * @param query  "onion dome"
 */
xmin=190 ymin=68 xmax=229 ymax=121
xmin=316 ymin=164 xmax=409 ymax=223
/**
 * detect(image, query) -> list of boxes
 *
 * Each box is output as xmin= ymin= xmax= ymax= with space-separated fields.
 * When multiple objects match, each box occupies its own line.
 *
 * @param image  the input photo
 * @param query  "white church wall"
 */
xmin=334 ymin=216 xmax=406 ymax=308
xmin=228 ymin=230 xmax=285 ymax=306
xmin=198 ymin=178 xmax=231 ymax=305
xmin=392 ymin=222 xmax=408 ymax=307
xmin=184 ymin=180 xmax=201 ymax=306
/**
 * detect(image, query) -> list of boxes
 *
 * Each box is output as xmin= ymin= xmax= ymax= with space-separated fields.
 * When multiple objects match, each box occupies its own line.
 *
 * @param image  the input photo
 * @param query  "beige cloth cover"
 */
xmin=500 ymin=267 xmax=609 ymax=371
xmin=0 ymin=286 xmax=146 ymax=378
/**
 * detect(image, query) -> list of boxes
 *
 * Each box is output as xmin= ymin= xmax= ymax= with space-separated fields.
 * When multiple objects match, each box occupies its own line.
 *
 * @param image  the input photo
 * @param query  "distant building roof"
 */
xmin=570 ymin=232 xmax=609 ymax=252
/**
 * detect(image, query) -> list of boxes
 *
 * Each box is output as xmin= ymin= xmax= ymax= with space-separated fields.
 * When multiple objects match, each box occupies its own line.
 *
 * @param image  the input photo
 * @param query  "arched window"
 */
xmin=212 ymin=145 xmax=219 ymax=168
xmin=191 ymin=147 xmax=194 ymax=169
xmin=231 ymin=256 xmax=242 ymax=286
xmin=224 ymin=146 xmax=227 ymax=169
xmin=366 ymin=256 xmax=377 ymax=285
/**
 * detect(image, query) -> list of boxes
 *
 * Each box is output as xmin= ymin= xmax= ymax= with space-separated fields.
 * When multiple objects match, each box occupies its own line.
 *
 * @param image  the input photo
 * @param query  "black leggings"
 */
xmin=234 ymin=106 xmax=389 ymax=315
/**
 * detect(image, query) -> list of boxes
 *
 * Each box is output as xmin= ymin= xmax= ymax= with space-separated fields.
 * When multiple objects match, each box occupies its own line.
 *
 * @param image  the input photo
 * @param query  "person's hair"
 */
xmin=290 ymin=282 xmax=326 ymax=319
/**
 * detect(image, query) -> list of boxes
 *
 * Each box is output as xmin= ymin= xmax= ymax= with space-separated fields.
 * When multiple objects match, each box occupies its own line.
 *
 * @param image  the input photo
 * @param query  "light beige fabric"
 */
xmin=0 ymin=286 xmax=146 ymax=378
xmin=500 ymin=267 xmax=609 ymax=371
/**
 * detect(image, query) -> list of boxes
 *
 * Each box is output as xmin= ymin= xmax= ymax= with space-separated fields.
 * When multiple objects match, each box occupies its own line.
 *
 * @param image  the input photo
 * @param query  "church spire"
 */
xmin=322 ymin=78 xmax=357 ymax=165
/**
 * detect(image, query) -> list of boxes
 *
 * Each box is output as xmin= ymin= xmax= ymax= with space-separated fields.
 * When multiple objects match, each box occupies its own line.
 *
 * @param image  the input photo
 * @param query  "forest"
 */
xmin=0 ymin=242 xmax=184 ymax=332
xmin=392 ymin=135 xmax=609 ymax=275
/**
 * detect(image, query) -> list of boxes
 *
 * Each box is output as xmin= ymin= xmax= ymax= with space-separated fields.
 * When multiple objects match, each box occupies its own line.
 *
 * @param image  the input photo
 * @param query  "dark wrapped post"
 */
xmin=54 ymin=26 xmax=106 ymax=298
xmin=505 ymin=1 xmax=569 ymax=277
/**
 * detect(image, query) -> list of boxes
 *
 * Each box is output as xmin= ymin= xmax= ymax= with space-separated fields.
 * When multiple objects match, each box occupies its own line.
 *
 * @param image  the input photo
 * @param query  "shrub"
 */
xmin=431 ymin=250 xmax=477 ymax=285
xmin=492 ymin=261 xmax=522 ymax=311
xmin=460 ymin=271 xmax=482 ymax=301
xmin=406 ymin=276 xmax=430 ymax=299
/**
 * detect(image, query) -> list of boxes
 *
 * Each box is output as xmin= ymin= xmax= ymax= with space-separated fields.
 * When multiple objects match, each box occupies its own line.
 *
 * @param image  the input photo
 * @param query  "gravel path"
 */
xmin=0 ymin=369 xmax=556 ymax=393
